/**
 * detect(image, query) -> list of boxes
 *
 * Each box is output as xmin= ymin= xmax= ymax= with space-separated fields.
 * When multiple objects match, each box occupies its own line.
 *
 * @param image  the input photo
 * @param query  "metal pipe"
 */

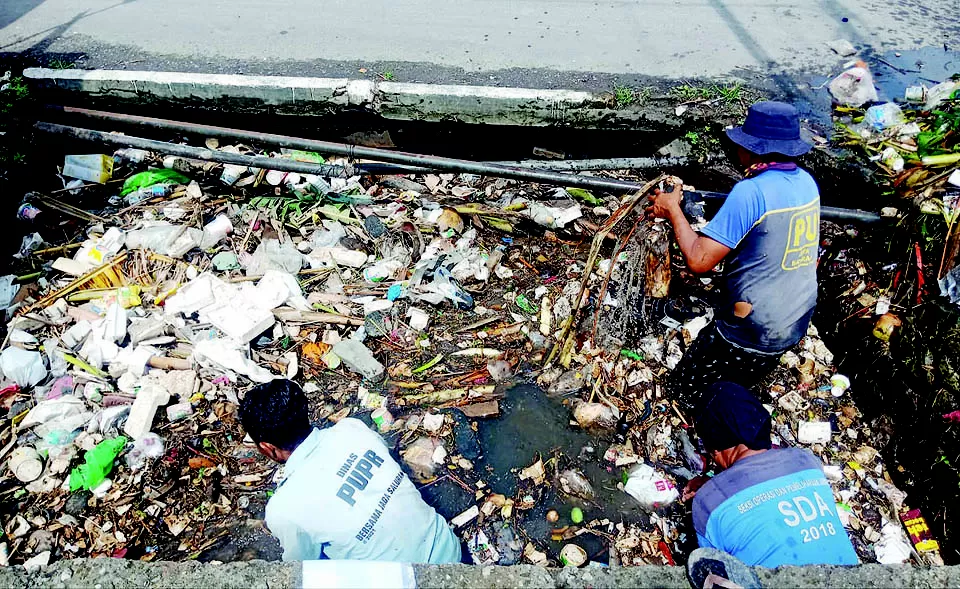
xmin=356 ymin=156 xmax=693 ymax=175
xmin=695 ymin=190 xmax=883 ymax=224
xmin=51 ymin=106 xmax=655 ymax=194
xmin=490 ymin=156 xmax=692 ymax=171
xmin=39 ymin=112 xmax=885 ymax=226
xmin=36 ymin=122 xmax=353 ymax=178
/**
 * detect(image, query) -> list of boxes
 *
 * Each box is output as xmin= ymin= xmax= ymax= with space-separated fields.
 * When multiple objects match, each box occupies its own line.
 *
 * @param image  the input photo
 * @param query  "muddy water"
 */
xmin=421 ymin=383 xmax=646 ymax=563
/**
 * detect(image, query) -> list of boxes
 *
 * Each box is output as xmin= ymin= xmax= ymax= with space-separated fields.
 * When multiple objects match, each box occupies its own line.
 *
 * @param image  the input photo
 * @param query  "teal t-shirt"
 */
xmin=693 ymin=448 xmax=859 ymax=567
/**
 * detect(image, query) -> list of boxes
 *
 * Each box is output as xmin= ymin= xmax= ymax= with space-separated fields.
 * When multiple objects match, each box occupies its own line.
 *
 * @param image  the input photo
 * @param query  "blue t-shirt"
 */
xmin=701 ymin=169 xmax=820 ymax=353
xmin=693 ymin=448 xmax=859 ymax=567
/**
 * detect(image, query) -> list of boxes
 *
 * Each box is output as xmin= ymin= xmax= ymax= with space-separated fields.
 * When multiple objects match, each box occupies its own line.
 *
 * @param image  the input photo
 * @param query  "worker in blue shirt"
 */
xmin=685 ymin=381 xmax=859 ymax=567
xmin=647 ymin=101 xmax=819 ymax=412
xmin=239 ymin=379 xmax=462 ymax=564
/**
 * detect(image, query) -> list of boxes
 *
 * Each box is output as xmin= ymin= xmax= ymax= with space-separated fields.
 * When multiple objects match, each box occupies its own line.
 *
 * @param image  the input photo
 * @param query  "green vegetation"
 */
xmin=672 ymin=82 xmax=743 ymax=103
xmin=48 ymin=59 xmax=76 ymax=70
xmin=683 ymin=125 xmax=723 ymax=157
xmin=381 ymin=71 xmax=395 ymax=81
xmin=1 ymin=76 xmax=29 ymax=116
xmin=613 ymin=84 xmax=635 ymax=107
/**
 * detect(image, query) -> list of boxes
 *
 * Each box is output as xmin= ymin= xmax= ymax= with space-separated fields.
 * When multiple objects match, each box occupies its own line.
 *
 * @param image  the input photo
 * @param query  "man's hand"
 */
xmin=646 ymin=177 xmax=684 ymax=220
xmin=682 ymin=475 xmax=711 ymax=503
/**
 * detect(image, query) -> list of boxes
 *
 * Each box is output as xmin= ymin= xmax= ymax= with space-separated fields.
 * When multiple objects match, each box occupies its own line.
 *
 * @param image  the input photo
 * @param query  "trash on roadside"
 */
xmin=828 ymin=61 xmax=879 ymax=107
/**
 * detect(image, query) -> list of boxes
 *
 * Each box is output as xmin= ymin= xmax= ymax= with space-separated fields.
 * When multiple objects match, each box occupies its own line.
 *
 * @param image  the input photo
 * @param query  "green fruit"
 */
xmin=570 ymin=507 xmax=584 ymax=524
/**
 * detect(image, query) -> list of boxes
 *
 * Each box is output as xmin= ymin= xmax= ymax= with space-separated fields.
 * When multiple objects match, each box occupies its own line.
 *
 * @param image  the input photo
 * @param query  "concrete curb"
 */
xmin=23 ymin=68 xmax=681 ymax=129
xmin=2 ymin=558 xmax=960 ymax=588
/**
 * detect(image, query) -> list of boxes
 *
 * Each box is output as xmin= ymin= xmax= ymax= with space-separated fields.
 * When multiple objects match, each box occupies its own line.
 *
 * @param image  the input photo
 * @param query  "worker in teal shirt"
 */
xmin=686 ymin=381 xmax=859 ymax=567
xmin=239 ymin=379 xmax=461 ymax=564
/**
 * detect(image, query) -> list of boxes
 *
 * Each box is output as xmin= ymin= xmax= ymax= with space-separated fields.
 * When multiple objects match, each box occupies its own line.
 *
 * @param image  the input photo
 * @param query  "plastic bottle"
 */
xmin=114 ymin=148 xmax=150 ymax=165
xmin=125 ymin=184 xmax=173 ymax=205
xmin=63 ymin=154 xmax=113 ymax=183
xmin=430 ymin=267 xmax=474 ymax=309
xmin=363 ymin=259 xmax=406 ymax=283
xmin=864 ymin=103 xmax=905 ymax=131
xmin=304 ymin=174 xmax=333 ymax=195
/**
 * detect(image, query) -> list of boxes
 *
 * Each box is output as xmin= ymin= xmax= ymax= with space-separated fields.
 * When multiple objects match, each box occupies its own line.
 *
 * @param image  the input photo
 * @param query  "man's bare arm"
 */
xmin=647 ymin=180 xmax=731 ymax=274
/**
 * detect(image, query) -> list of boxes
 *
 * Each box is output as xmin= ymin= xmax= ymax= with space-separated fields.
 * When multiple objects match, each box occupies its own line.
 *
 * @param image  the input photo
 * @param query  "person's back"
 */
xmin=703 ymin=167 xmax=820 ymax=353
xmin=238 ymin=379 xmax=461 ymax=564
xmin=266 ymin=417 xmax=461 ymax=563
xmin=693 ymin=446 xmax=857 ymax=567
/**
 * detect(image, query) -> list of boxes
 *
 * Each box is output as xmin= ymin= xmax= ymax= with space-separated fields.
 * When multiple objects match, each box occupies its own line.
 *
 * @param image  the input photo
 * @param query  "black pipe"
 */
xmin=51 ymin=106 xmax=656 ymax=194
xmin=355 ymin=156 xmax=694 ymax=175
xmin=694 ymin=190 xmax=883 ymax=224
xmin=38 ymin=114 xmax=885 ymax=226
xmin=36 ymin=122 xmax=354 ymax=178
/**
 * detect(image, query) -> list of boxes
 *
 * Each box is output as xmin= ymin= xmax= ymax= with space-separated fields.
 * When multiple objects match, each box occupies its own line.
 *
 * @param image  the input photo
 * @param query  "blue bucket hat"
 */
xmin=725 ymin=101 xmax=812 ymax=157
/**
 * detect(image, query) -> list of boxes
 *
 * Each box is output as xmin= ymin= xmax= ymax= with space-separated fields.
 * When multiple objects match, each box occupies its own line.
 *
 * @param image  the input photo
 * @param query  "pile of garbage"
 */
xmin=0 ymin=133 xmax=936 ymax=569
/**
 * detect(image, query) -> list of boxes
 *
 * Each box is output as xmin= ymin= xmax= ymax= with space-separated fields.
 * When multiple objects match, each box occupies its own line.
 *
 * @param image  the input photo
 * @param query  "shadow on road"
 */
xmin=0 ymin=0 xmax=46 ymax=31
xmin=0 ymin=0 xmax=140 ymax=67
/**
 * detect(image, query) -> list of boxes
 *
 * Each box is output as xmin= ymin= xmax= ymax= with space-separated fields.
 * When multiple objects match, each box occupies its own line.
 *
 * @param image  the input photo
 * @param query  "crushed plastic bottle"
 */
xmin=865 ymin=103 xmax=905 ymax=131
xmin=113 ymin=148 xmax=151 ymax=165
xmin=125 ymin=184 xmax=172 ymax=205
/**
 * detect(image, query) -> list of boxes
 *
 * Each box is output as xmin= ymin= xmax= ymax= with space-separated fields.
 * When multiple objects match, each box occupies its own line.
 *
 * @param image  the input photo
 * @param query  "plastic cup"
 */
xmin=831 ymin=374 xmax=851 ymax=397
xmin=559 ymin=544 xmax=587 ymax=567
xmin=17 ymin=203 xmax=40 ymax=220
xmin=9 ymin=447 xmax=42 ymax=482
xmin=372 ymin=408 xmax=394 ymax=432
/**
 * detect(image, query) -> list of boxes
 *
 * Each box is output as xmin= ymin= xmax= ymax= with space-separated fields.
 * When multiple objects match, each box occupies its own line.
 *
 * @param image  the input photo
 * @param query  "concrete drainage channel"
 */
xmin=3 ymin=558 xmax=960 ymax=589
xmin=0 ymin=68 xmax=951 ymax=586
xmin=22 ymin=68 xmax=683 ymax=129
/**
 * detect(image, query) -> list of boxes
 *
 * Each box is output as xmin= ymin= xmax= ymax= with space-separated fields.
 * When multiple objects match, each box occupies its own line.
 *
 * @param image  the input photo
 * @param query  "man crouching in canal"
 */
xmin=239 ymin=379 xmax=461 ymax=563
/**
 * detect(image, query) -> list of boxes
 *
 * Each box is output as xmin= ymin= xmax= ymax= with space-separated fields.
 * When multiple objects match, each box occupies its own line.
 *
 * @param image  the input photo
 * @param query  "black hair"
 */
xmin=239 ymin=379 xmax=312 ymax=451
xmin=695 ymin=381 xmax=772 ymax=452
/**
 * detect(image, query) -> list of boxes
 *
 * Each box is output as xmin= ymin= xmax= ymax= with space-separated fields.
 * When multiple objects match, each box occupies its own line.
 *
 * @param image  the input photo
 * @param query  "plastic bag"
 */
xmin=254 ymin=270 xmax=310 ymax=311
xmin=0 ymin=347 xmax=47 ymax=388
xmin=875 ymin=521 xmax=912 ymax=564
xmin=193 ymin=338 xmax=276 ymax=383
xmin=0 ymin=275 xmax=17 ymax=311
xmin=199 ymin=214 xmax=233 ymax=249
xmin=246 ymin=239 xmax=303 ymax=276
xmin=865 ymin=103 xmax=905 ymax=131
xmin=69 ymin=436 xmax=128 ymax=491
xmin=13 ymin=233 xmax=43 ymax=259
xmin=828 ymin=62 xmax=879 ymax=107
xmin=557 ymin=469 xmax=595 ymax=500
xmin=623 ymin=463 xmax=679 ymax=510
xmin=311 ymin=220 xmax=347 ymax=248
xmin=120 ymin=169 xmax=190 ymax=196
xmin=125 ymin=433 xmax=165 ymax=471
xmin=43 ymin=338 xmax=69 ymax=378
xmin=125 ymin=224 xmax=202 ymax=258
xmin=527 ymin=201 xmax=582 ymax=229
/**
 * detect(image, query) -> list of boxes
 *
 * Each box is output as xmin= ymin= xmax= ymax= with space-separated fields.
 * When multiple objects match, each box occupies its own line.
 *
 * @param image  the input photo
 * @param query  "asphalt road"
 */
xmin=0 ymin=0 xmax=958 ymax=90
